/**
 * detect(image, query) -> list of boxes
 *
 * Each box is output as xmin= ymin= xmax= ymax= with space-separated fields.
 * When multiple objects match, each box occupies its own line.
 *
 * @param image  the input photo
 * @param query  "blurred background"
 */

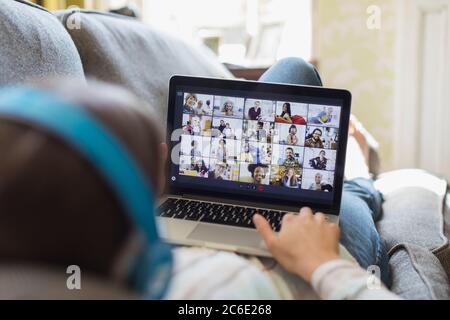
xmin=31 ymin=0 xmax=450 ymax=179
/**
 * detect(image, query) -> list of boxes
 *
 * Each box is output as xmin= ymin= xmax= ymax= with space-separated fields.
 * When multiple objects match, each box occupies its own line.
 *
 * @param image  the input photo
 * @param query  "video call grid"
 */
xmin=180 ymin=93 xmax=341 ymax=191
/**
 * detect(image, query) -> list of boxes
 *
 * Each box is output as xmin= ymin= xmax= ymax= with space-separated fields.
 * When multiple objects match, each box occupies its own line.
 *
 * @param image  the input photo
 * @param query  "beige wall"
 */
xmin=314 ymin=0 xmax=397 ymax=171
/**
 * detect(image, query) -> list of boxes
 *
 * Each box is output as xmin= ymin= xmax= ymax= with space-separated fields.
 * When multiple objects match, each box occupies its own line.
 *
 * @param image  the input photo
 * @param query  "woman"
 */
xmin=192 ymin=116 xmax=201 ymax=136
xmin=282 ymin=168 xmax=299 ymax=188
xmin=278 ymin=103 xmax=292 ymax=123
xmin=287 ymin=125 xmax=299 ymax=146
xmin=208 ymin=162 xmax=226 ymax=180
xmin=215 ymin=139 xmax=227 ymax=161
xmin=0 ymin=59 xmax=394 ymax=300
xmin=217 ymin=120 xmax=226 ymax=133
xmin=223 ymin=123 xmax=233 ymax=139
xmin=190 ymin=140 xmax=202 ymax=157
xmin=248 ymin=164 xmax=268 ymax=185
xmin=309 ymin=150 xmax=328 ymax=170
xmin=305 ymin=129 xmax=324 ymax=149
xmin=183 ymin=93 xmax=197 ymax=114
xmin=310 ymin=107 xmax=334 ymax=125
xmin=240 ymin=143 xmax=254 ymax=163
xmin=222 ymin=101 xmax=234 ymax=117
xmin=193 ymin=159 xmax=208 ymax=177
xmin=309 ymin=173 xmax=325 ymax=191
xmin=183 ymin=120 xmax=193 ymax=135
xmin=194 ymin=100 xmax=205 ymax=116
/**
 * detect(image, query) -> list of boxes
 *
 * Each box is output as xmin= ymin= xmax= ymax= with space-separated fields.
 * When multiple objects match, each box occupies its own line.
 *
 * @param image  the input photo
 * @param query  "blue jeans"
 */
xmin=260 ymin=58 xmax=391 ymax=286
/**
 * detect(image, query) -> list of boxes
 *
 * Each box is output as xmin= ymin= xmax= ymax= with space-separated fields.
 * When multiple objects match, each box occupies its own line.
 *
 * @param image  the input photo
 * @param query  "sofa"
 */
xmin=1 ymin=0 xmax=449 ymax=300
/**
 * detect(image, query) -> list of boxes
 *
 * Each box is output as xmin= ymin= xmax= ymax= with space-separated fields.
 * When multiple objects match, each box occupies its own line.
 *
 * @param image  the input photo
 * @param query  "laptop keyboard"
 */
xmin=158 ymin=198 xmax=287 ymax=232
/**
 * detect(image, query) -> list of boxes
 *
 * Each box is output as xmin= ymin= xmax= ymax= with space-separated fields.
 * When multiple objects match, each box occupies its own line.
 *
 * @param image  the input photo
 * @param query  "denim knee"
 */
xmin=343 ymin=178 xmax=383 ymax=221
xmin=259 ymin=57 xmax=323 ymax=87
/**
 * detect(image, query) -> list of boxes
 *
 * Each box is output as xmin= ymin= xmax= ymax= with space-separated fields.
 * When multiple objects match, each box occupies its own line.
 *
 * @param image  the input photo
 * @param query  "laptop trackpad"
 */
xmin=188 ymin=224 xmax=263 ymax=248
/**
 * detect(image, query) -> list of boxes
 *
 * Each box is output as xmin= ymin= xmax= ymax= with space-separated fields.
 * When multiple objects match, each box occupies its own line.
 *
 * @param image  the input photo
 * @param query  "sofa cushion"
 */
xmin=390 ymin=244 xmax=450 ymax=300
xmin=0 ymin=0 xmax=85 ymax=86
xmin=0 ymin=265 xmax=137 ymax=300
xmin=375 ymin=169 xmax=450 ymax=281
xmin=56 ymin=10 xmax=233 ymax=122
xmin=375 ymin=170 xmax=448 ymax=252
xmin=440 ymin=194 xmax=450 ymax=276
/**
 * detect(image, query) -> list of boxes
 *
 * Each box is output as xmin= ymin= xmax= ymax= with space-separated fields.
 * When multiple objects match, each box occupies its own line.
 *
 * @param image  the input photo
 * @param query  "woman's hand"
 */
xmin=253 ymin=208 xmax=340 ymax=283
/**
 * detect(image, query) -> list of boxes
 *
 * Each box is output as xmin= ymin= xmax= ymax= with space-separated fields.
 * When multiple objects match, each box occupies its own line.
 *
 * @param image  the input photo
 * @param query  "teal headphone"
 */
xmin=0 ymin=88 xmax=172 ymax=299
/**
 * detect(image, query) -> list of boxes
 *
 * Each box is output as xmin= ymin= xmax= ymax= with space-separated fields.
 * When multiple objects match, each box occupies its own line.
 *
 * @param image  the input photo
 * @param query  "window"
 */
xmin=97 ymin=0 xmax=313 ymax=68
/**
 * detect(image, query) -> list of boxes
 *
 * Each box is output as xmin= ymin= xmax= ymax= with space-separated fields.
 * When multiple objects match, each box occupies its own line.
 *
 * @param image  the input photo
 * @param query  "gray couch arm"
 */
xmin=375 ymin=170 xmax=450 ymax=299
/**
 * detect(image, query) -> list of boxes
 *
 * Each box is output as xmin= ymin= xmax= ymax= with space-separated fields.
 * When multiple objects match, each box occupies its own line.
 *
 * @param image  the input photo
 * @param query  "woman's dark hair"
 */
xmin=281 ymin=103 xmax=291 ymax=117
xmin=191 ymin=140 xmax=197 ymax=147
xmin=200 ymin=160 xmax=208 ymax=172
xmin=289 ymin=125 xmax=297 ymax=133
xmin=313 ymin=129 xmax=323 ymax=136
xmin=0 ymin=80 xmax=163 ymax=277
xmin=194 ymin=160 xmax=207 ymax=173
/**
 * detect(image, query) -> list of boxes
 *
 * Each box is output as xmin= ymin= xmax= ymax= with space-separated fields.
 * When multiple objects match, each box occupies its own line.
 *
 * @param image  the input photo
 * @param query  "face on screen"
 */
xmin=178 ymin=92 xmax=342 ymax=196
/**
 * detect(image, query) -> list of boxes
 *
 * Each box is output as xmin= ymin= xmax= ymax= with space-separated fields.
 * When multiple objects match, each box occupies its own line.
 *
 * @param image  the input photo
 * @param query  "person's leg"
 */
xmin=339 ymin=178 xmax=391 ymax=286
xmin=259 ymin=57 xmax=391 ymax=286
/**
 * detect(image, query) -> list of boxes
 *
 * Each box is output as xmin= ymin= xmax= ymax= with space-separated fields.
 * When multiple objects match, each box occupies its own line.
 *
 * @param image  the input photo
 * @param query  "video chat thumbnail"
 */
xmin=179 ymin=92 xmax=341 ymax=192
xmin=273 ymin=123 xmax=306 ymax=146
xmin=182 ymin=114 xmax=212 ymax=137
xmin=244 ymin=99 xmax=276 ymax=122
xmin=307 ymin=104 xmax=341 ymax=128
xmin=275 ymin=102 xmax=308 ymax=125
xmin=304 ymin=148 xmax=337 ymax=171
xmin=239 ymin=163 xmax=271 ymax=185
xmin=208 ymin=159 xmax=240 ymax=181
xmin=210 ymin=138 xmax=241 ymax=162
xmin=272 ymin=144 xmax=304 ymax=167
xmin=301 ymin=169 xmax=335 ymax=192
xmin=179 ymin=155 xmax=210 ymax=178
xmin=242 ymin=120 xmax=275 ymax=144
xmin=183 ymin=93 xmax=214 ymax=116
xmin=212 ymin=117 xmax=243 ymax=140
xmin=213 ymin=96 xmax=245 ymax=119
xmin=270 ymin=166 xmax=303 ymax=189
xmin=305 ymin=126 xmax=338 ymax=150
xmin=180 ymin=135 xmax=211 ymax=158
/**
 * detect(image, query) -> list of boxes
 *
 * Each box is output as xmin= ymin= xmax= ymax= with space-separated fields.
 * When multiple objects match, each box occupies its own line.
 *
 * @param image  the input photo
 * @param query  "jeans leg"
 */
xmin=259 ymin=57 xmax=391 ymax=286
xmin=339 ymin=178 xmax=391 ymax=287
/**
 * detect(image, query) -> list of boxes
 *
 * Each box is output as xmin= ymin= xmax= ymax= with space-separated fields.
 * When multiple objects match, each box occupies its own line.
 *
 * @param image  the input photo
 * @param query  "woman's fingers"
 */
xmin=253 ymin=214 xmax=278 ymax=249
xmin=299 ymin=207 xmax=314 ymax=219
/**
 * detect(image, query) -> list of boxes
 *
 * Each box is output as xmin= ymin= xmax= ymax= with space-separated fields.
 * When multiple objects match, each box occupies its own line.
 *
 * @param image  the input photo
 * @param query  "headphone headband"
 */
xmin=0 ymin=88 xmax=172 ymax=299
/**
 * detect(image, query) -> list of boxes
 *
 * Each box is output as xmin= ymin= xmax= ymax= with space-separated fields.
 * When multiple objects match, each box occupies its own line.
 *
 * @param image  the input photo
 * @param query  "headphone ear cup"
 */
xmin=129 ymin=241 xmax=173 ymax=299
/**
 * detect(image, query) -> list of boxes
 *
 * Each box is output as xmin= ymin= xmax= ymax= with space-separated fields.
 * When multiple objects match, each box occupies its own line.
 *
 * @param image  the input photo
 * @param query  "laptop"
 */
xmin=157 ymin=75 xmax=352 ymax=257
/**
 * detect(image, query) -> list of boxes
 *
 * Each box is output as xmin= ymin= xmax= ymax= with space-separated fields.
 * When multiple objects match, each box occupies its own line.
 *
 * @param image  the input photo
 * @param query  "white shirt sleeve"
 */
xmin=311 ymin=260 xmax=401 ymax=300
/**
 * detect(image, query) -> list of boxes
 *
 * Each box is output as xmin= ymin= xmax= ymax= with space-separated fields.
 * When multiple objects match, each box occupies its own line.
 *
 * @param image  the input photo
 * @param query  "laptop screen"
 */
xmin=168 ymin=77 xmax=350 ymax=211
